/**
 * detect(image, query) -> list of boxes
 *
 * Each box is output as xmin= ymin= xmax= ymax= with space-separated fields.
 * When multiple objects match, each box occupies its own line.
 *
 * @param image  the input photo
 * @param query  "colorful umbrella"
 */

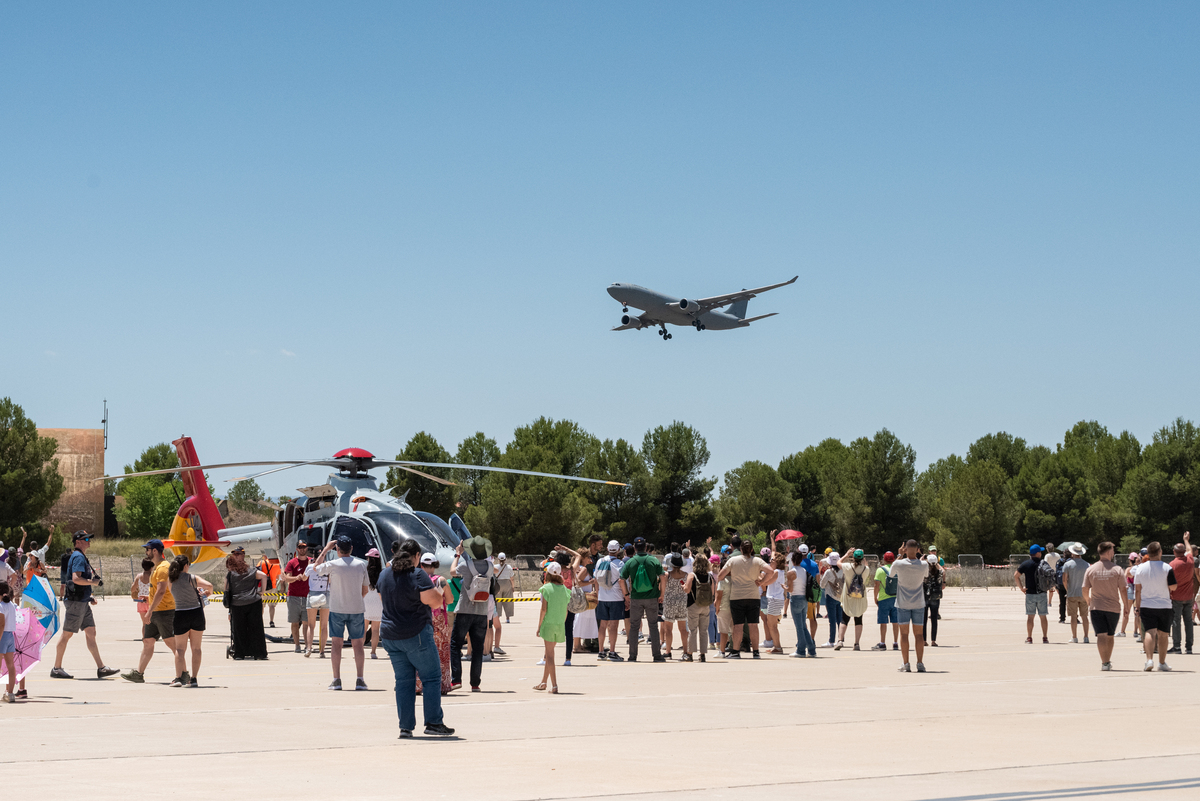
xmin=774 ymin=529 xmax=805 ymax=541
xmin=0 ymin=608 xmax=46 ymax=681
xmin=20 ymin=575 xmax=59 ymax=644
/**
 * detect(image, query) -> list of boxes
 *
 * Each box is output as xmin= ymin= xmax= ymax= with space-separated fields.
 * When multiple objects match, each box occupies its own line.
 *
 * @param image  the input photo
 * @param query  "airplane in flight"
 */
xmin=607 ymin=275 xmax=798 ymax=340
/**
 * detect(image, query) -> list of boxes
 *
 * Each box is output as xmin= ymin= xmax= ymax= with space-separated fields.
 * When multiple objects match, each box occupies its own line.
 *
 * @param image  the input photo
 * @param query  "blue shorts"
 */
xmin=0 ymin=631 xmax=13 ymax=655
xmin=897 ymin=606 xmax=925 ymax=626
xmin=329 ymin=612 xmax=365 ymax=641
xmin=596 ymin=600 xmax=625 ymax=621
xmin=876 ymin=597 xmax=897 ymax=624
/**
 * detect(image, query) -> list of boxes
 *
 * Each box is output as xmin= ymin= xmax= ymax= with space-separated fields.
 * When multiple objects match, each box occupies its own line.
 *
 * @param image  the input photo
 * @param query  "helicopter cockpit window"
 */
xmin=414 ymin=512 xmax=458 ymax=548
xmin=298 ymin=524 xmax=325 ymax=552
xmin=364 ymin=511 xmax=439 ymax=557
xmin=328 ymin=517 xmax=374 ymax=561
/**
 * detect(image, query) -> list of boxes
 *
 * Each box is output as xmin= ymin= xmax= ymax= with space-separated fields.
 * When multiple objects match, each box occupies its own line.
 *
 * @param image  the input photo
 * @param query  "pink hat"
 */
xmin=366 ymin=548 xmax=380 ymax=558
xmin=760 ymin=547 xmax=771 ymax=557
xmin=1128 ymin=552 xmax=1139 ymax=562
xmin=709 ymin=555 xmax=721 ymax=565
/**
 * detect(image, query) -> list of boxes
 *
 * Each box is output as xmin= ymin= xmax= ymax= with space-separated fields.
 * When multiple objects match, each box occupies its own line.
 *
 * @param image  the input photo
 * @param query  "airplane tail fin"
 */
xmin=728 ymin=297 xmax=749 ymax=319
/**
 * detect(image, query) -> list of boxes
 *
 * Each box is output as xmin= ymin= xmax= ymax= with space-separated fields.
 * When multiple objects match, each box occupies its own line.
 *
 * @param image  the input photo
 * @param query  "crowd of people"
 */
xmin=12 ymin=523 xmax=1197 ymax=736
xmin=1014 ymin=533 xmax=1197 ymax=671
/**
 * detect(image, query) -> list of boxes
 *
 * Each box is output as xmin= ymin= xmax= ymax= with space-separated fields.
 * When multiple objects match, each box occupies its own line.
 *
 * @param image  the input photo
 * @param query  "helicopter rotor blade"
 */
xmin=93 ymin=461 xmax=318 ymax=483
xmin=225 ymin=461 xmax=334 ymax=482
xmin=378 ymin=461 xmax=627 ymax=487
xmin=387 ymin=465 xmax=458 ymax=487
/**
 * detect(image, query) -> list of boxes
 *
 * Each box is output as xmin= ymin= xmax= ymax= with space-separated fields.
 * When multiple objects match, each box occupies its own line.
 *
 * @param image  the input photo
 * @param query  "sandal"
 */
xmin=533 ymin=682 xmax=547 ymax=691
xmin=550 ymin=685 xmax=558 ymax=694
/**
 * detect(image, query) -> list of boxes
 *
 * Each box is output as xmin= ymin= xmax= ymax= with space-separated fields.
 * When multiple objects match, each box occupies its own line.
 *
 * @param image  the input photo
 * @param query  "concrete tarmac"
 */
xmin=3 ymin=591 xmax=1198 ymax=800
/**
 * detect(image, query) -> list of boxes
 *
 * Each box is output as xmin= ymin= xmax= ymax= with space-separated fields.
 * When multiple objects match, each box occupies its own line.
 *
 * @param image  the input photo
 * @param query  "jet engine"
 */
xmin=677 ymin=298 xmax=694 ymax=311
xmin=621 ymin=314 xmax=643 ymax=329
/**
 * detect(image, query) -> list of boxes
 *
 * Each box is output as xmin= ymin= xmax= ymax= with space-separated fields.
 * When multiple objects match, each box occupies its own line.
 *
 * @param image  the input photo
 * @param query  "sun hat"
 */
xmin=828 ymin=551 xmax=840 ymax=566
xmin=465 ymin=535 xmax=492 ymax=559
xmin=883 ymin=551 xmax=895 ymax=563
xmin=1068 ymin=543 xmax=1086 ymax=556
xmin=545 ymin=561 xmax=562 ymax=576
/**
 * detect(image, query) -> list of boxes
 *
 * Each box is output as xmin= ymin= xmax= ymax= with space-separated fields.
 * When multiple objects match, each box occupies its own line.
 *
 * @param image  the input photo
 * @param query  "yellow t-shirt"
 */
xmin=150 ymin=560 xmax=175 ymax=611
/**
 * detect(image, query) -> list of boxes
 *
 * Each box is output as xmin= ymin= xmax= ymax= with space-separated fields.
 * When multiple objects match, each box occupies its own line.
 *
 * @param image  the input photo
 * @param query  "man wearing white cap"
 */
xmin=494 ymin=553 xmax=517 ymax=624
xmin=1062 ymin=543 xmax=1091 ymax=644
xmin=593 ymin=540 xmax=626 ymax=661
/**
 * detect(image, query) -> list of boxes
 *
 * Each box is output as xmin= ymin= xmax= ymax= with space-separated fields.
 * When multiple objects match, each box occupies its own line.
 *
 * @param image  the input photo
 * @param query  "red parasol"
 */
xmin=774 ymin=529 xmax=805 ymax=541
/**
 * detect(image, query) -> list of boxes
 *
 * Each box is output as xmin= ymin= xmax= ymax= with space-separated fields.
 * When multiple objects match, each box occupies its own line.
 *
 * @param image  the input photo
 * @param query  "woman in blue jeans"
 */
xmin=786 ymin=552 xmax=816 ymax=656
xmin=377 ymin=543 xmax=455 ymax=739
xmin=819 ymin=553 xmax=844 ymax=647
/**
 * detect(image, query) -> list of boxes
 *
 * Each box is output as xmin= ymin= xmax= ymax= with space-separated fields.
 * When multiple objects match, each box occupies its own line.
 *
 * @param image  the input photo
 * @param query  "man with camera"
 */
xmin=51 ymin=532 xmax=119 ymax=679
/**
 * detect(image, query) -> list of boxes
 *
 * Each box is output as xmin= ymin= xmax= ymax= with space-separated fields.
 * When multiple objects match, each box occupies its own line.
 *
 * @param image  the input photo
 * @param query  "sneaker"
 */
xmin=1145 ymin=660 xmax=1155 ymax=672
xmin=181 ymin=671 xmax=190 ymax=685
xmin=699 ymin=654 xmax=705 ymax=663
xmin=853 ymin=644 xmax=861 ymax=651
xmin=319 ymin=652 xmax=326 ymax=659
xmin=563 ymin=659 xmax=571 ymax=666
xmin=790 ymin=652 xmax=805 ymax=658
xmin=471 ymin=686 xmax=481 ymax=692
xmin=1 ymin=693 xmax=13 ymax=703
xmin=1025 ymin=637 xmax=1033 ymax=644
xmin=1083 ymin=637 xmax=1090 ymax=644
xmin=607 ymin=652 xmax=624 ymax=662
xmin=97 ymin=666 xmax=119 ymax=678
xmin=481 ymin=654 xmax=493 ymax=662
xmin=752 ymin=650 xmax=761 ymax=659
xmin=1158 ymin=662 xmax=1172 ymax=672
xmin=892 ymin=643 xmax=900 ymax=651
xmin=916 ymin=662 xmax=926 ymax=673
xmin=1043 ymin=637 xmax=1049 ymax=644
xmin=818 ymin=642 xmax=834 ymax=649
xmin=169 ymin=676 xmax=184 ymax=688
xmin=121 ymin=669 xmax=145 ymax=683
xmin=449 ymin=681 xmax=462 ymax=691
xmin=898 ymin=663 xmax=911 ymax=672
xmin=681 ymin=653 xmax=693 ymax=662
xmin=425 ymin=722 xmax=456 ymax=736
xmin=50 ymin=667 xmax=73 ymax=679
xmin=871 ymin=643 xmax=886 ymax=651
xmin=1116 ymin=632 xmax=1126 ymax=637
xmin=329 ymin=679 xmax=342 ymax=690
xmin=15 ymin=689 xmax=27 ymax=699
xmin=834 ymin=641 xmax=844 ymax=651
xmin=304 ymin=648 xmax=311 ymax=658
xmin=663 ymin=653 xmax=672 ymax=660
xmin=627 ymin=656 xmax=637 ymax=662
xmin=728 ymin=651 xmax=740 ymax=659
xmin=1168 ymin=646 xmax=1182 ymax=655
xmin=536 ymin=659 xmax=545 ymax=666
xmin=188 ymin=679 xmax=198 ymax=688
xmin=598 ymin=650 xmax=608 ymax=660
xmin=1188 ymin=649 xmax=1194 ymax=655
xmin=652 ymin=656 xmax=667 ymax=663
xmin=1071 ymin=638 xmax=1078 ymax=643
xmin=493 ymin=646 xmax=506 ymax=655
xmin=1101 ymin=662 xmax=1112 ymax=671
xmin=762 ymin=639 xmax=774 ymax=648
xmin=371 ymin=652 xmax=378 ymax=659
xmin=355 ymin=678 xmax=368 ymax=691
xmin=399 ymin=729 xmax=413 ymax=739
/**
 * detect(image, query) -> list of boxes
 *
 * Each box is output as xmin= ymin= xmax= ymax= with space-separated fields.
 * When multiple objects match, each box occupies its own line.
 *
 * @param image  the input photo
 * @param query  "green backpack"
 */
xmin=632 ymin=557 xmax=655 ymax=594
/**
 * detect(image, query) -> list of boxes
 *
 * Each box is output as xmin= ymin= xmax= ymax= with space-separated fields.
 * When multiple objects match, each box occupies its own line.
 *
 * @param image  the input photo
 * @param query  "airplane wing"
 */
xmin=740 ymin=312 xmax=778 ymax=324
xmin=692 ymin=275 xmax=798 ymax=314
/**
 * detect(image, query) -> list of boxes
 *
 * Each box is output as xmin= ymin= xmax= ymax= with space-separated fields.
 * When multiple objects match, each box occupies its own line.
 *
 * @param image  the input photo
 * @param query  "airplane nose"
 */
xmin=606 ymin=284 xmax=621 ymax=298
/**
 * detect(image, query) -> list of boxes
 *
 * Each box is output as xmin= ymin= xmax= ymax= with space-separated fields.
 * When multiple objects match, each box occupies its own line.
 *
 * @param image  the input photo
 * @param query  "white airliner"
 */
xmin=607 ymin=276 xmax=798 ymax=340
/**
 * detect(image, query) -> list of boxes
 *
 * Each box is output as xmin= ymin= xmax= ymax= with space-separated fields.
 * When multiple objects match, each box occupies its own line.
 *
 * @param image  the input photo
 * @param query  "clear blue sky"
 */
xmin=3 ymin=2 xmax=1198 ymax=499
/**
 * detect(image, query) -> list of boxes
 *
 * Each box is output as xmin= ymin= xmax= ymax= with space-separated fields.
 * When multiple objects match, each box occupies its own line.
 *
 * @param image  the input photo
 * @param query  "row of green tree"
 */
xmin=5 ymin=396 xmax=1198 ymax=564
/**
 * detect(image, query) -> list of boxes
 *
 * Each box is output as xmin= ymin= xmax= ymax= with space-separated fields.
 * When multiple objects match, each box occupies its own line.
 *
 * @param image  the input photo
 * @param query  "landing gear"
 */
xmin=622 ymin=306 xmax=628 ymax=313
xmin=692 ymin=321 xmax=706 ymax=331
xmin=658 ymin=325 xmax=672 ymax=340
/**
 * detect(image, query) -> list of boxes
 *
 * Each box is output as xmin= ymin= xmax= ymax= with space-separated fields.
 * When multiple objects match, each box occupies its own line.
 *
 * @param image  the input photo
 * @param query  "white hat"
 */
xmin=419 ymin=553 xmax=437 ymax=566
xmin=828 ymin=551 xmax=840 ymax=565
xmin=1069 ymin=543 xmax=1086 ymax=556
xmin=497 ymin=552 xmax=507 ymax=560
xmin=926 ymin=554 xmax=938 ymax=565
xmin=798 ymin=544 xmax=809 ymax=554
xmin=545 ymin=561 xmax=562 ymax=576
xmin=607 ymin=539 xmax=620 ymax=553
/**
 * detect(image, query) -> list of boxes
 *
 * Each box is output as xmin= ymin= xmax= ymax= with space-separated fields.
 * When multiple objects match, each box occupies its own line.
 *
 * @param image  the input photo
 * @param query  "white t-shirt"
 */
xmin=594 ymin=555 xmax=625 ymax=602
xmin=890 ymin=558 xmax=930 ymax=610
xmin=495 ymin=564 xmax=515 ymax=581
xmin=0 ymin=562 xmax=14 ymax=585
xmin=766 ymin=568 xmax=786 ymax=599
xmin=787 ymin=567 xmax=809 ymax=596
xmin=0 ymin=601 xmax=16 ymax=632
xmin=682 ymin=556 xmax=694 ymax=574
xmin=311 ymin=556 xmax=369 ymax=614
xmin=304 ymin=563 xmax=329 ymax=594
xmin=1134 ymin=560 xmax=1175 ymax=610
xmin=1043 ymin=552 xmax=1060 ymax=571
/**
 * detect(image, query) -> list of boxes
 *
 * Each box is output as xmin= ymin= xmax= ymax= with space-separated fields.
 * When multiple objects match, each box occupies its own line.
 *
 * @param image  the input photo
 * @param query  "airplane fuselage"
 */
xmin=606 ymin=284 xmax=747 ymax=330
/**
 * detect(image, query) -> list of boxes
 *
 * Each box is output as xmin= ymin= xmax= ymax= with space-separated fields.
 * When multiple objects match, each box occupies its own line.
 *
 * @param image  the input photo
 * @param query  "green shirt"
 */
xmin=874 ymin=566 xmax=894 ymax=601
xmin=620 ymin=554 xmax=664 ymax=600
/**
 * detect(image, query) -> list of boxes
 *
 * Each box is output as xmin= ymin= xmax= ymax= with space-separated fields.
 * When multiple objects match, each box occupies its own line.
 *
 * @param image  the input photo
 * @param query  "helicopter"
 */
xmin=96 ymin=436 xmax=625 ymax=579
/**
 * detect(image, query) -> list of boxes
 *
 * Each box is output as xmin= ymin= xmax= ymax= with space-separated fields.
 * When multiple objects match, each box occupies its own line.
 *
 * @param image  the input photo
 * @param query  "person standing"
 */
xmin=450 ymin=535 xmax=494 ymax=691
xmin=257 ymin=555 xmax=280 ymax=628
xmin=714 ymin=539 xmax=773 ymax=659
xmin=281 ymin=541 xmax=311 ymax=654
xmin=1134 ymin=541 xmax=1177 ymax=671
xmin=168 ymin=555 xmax=211 ymax=688
xmin=838 ymin=550 xmax=870 ymax=651
xmin=1082 ymin=541 xmax=1125 ymax=671
xmin=226 ymin=548 xmax=269 ymax=661
xmin=414 ymin=549 xmax=455 ymax=696
xmin=891 ymin=540 xmax=930 ymax=673
xmin=819 ymin=553 xmax=843 ymax=648
xmin=762 ymin=553 xmax=787 ymax=654
xmin=534 ymin=562 xmax=570 ymax=693
xmin=619 ymin=537 xmax=665 ymax=663
xmin=659 ymin=554 xmax=688 ymax=659
xmin=1062 ymin=543 xmax=1091 ymax=644
xmin=50 ymin=532 xmax=119 ymax=680
xmin=923 ymin=554 xmax=945 ymax=647
xmin=364 ymin=549 xmax=384 ymax=659
xmin=593 ymin=540 xmax=626 ymax=662
xmin=122 ymin=539 xmax=176 ymax=684
xmin=1167 ymin=532 xmax=1194 ymax=655
xmin=683 ymin=555 xmax=714 ymax=662
xmin=786 ymin=551 xmax=816 ymax=657
xmin=494 ymin=553 xmax=517 ymax=624
xmin=377 ymin=542 xmax=454 ymax=738
xmin=1120 ymin=552 xmax=1139 ymax=638
xmin=1044 ymin=544 xmax=1060 ymax=620
xmin=311 ymin=536 xmax=370 ymax=691
xmin=873 ymin=552 xmax=898 ymax=651
xmin=799 ymin=545 xmax=820 ymax=641
xmin=0 ymin=583 xmax=18 ymax=702
xmin=715 ymin=556 xmax=733 ymax=656
xmin=1014 ymin=545 xmax=1051 ymax=644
